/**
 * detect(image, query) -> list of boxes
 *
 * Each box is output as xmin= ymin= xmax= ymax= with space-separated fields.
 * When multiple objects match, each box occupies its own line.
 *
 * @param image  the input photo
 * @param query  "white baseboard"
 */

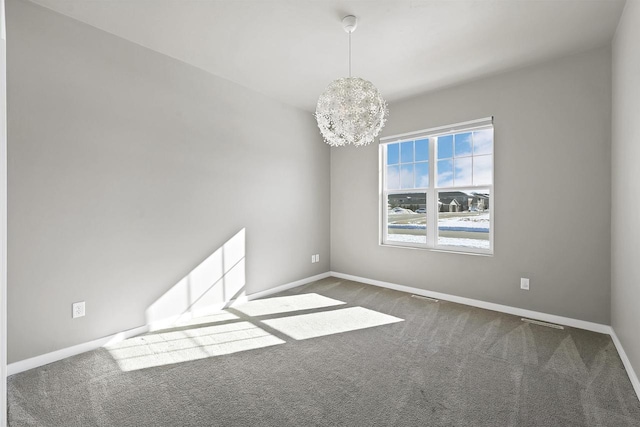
xmin=329 ymin=271 xmax=611 ymax=334
xmin=6 ymin=272 xmax=331 ymax=376
xmin=147 ymin=301 xmax=238 ymax=332
xmin=610 ymin=330 xmax=640 ymax=401
xmin=245 ymin=272 xmax=331 ymax=301
xmin=7 ymin=324 xmax=149 ymax=376
xmin=147 ymin=272 xmax=331 ymax=331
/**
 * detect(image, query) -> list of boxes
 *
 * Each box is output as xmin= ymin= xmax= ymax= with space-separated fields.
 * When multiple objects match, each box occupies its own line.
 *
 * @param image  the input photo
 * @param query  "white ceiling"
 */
xmin=29 ymin=0 xmax=625 ymax=112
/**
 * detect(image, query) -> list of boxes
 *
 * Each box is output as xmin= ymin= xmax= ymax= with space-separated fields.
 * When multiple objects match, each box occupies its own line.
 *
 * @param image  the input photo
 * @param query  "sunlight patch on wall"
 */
xmin=146 ymin=228 xmax=246 ymax=330
xmin=232 ymin=293 xmax=345 ymax=317
xmin=107 ymin=321 xmax=284 ymax=372
xmin=262 ymin=306 xmax=404 ymax=340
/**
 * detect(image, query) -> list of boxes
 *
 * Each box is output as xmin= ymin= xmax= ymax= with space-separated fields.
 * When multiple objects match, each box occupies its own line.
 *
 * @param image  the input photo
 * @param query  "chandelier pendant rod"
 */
xmin=348 ymin=31 xmax=352 ymax=78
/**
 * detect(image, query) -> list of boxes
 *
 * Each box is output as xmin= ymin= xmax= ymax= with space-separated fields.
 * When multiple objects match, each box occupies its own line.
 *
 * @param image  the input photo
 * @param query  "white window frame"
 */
xmin=379 ymin=117 xmax=494 ymax=256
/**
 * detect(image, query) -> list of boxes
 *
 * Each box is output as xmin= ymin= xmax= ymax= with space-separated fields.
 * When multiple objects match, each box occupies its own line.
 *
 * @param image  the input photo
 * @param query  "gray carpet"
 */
xmin=8 ymin=277 xmax=640 ymax=426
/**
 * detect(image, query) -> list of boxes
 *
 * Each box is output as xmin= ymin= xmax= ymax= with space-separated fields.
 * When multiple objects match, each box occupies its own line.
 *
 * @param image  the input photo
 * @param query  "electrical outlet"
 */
xmin=72 ymin=301 xmax=85 ymax=318
xmin=520 ymin=278 xmax=530 ymax=290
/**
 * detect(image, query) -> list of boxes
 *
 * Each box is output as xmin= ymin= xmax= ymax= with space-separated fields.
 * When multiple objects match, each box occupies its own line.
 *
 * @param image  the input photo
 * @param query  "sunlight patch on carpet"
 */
xmin=106 ymin=321 xmax=284 ymax=371
xmin=173 ymin=311 xmax=240 ymax=328
xmin=262 ymin=306 xmax=404 ymax=340
xmin=233 ymin=293 xmax=346 ymax=317
xmin=107 ymin=293 xmax=403 ymax=371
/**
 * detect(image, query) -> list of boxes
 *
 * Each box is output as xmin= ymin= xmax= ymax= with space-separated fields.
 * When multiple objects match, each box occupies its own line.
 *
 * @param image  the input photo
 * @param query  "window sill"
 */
xmin=379 ymin=242 xmax=494 ymax=257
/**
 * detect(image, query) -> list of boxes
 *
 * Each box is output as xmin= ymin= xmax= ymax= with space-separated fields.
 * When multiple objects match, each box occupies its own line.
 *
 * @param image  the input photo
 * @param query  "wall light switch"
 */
xmin=520 ymin=278 xmax=530 ymax=290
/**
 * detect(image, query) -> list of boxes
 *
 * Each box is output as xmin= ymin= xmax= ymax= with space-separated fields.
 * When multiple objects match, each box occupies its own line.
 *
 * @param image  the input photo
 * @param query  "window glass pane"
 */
xmin=437 ymin=135 xmax=453 ymax=159
xmin=400 ymin=164 xmax=414 ymax=189
xmin=400 ymin=141 xmax=414 ymax=163
xmin=454 ymin=133 xmax=472 ymax=157
xmin=386 ymin=165 xmax=400 ymax=190
xmin=437 ymin=190 xmax=490 ymax=250
xmin=414 ymin=162 xmax=429 ymax=188
xmin=437 ymin=159 xmax=453 ymax=187
xmin=387 ymin=193 xmax=427 ymax=244
xmin=473 ymin=129 xmax=493 ymax=155
xmin=473 ymin=155 xmax=492 ymax=185
xmin=454 ymin=157 xmax=472 ymax=187
xmin=415 ymin=138 xmax=429 ymax=161
xmin=387 ymin=143 xmax=399 ymax=165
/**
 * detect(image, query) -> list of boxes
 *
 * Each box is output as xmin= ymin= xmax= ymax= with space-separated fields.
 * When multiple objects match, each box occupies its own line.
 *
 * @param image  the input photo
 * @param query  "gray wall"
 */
xmin=7 ymin=0 xmax=330 ymax=363
xmin=612 ymin=0 xmax=640 ymax=386
xmin=331 ymin=47 xmax=612 ymax=325
xmin=1 ymin=0 xmax=7 ymax=418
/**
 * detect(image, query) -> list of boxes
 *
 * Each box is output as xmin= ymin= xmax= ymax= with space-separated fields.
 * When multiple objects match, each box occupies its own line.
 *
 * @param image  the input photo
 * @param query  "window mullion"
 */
xmin=426 ymin=137 xmax=436 ymax=247
xmin=380 ymin=144 xmax=387 ymax=244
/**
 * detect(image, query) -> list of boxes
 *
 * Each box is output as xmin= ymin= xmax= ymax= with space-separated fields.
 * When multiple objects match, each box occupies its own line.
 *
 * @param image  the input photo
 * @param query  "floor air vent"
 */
xmin=411 ymin=295 xmax=439 ymax=303
xmin=521 ymin=318 xmax=564 ymax=329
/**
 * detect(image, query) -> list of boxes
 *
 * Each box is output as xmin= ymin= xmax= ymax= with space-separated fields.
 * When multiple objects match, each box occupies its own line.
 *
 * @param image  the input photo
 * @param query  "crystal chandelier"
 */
xmin=315 ymin=15 xmax=388 ymax=147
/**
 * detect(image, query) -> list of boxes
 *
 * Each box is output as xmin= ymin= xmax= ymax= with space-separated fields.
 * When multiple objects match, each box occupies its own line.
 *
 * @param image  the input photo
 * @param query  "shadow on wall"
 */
xmin=145 ymin=228 xmax=247 ymax=330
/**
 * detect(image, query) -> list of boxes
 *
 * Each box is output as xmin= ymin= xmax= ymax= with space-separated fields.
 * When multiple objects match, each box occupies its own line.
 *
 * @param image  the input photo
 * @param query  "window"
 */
xmin=380 ymin=118 xmax=493 ymax=254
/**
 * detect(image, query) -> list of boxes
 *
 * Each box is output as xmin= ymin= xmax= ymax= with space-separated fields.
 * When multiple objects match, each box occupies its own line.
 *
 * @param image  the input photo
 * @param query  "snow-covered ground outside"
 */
xmin=388 ymin=208 xmax=415 ymax=215
xmin=387 ymin=234 xmax=490 ymax=250
xmin=439 ymin=212 xmax=489 ymax=230
xmin=387 ymin=212 xmax=489 ymax=232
